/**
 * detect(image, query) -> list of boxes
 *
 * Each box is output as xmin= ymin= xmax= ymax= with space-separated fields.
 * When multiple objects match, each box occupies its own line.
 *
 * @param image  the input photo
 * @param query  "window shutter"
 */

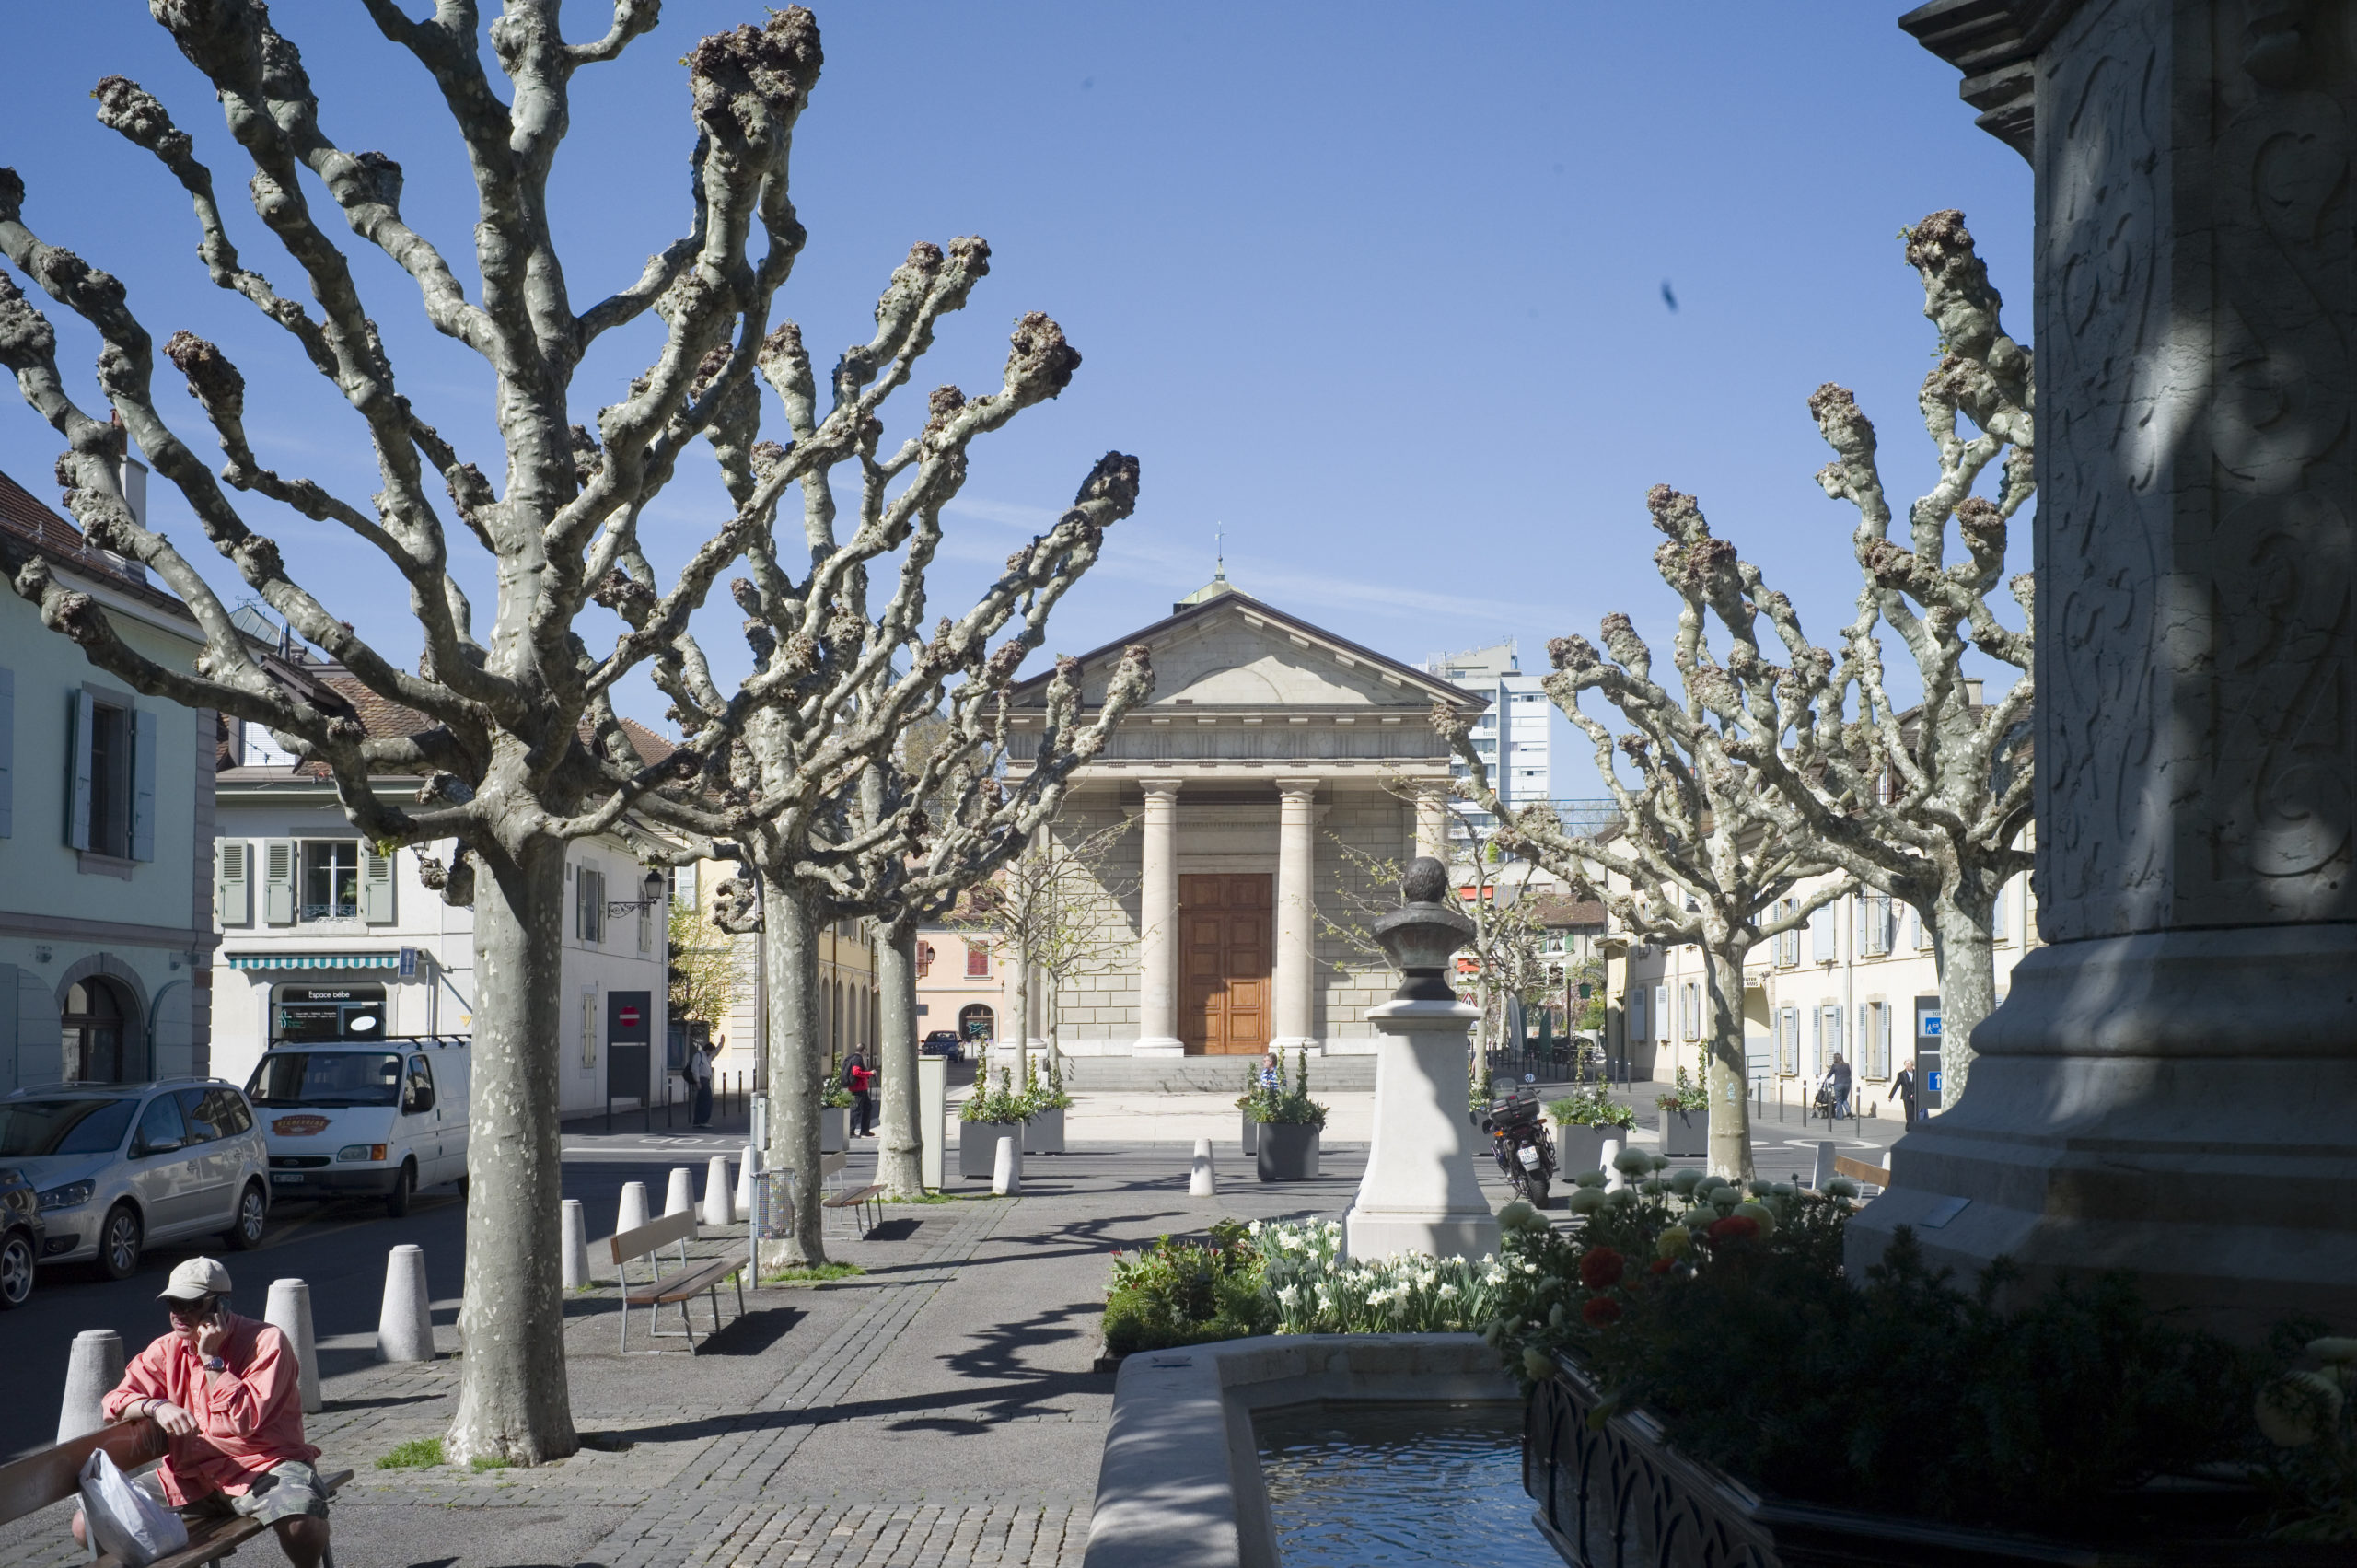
xmin=66 ymin=690 xmax=94 ymax=851
xmin=0 ymin=666 xmax=13 ymax=839
xmin=129 ymin=708 xmax=157 ymax=862
xmin=1853 ymin=897 xmax=1867 ymax=955
xmin=1909 ymin=905 xmax=1923 ymax=950
xmin=217 ymin=841 xmax=251 ymax=926
xmin=1992 ymin=879 xmax=2011 ymax=941
xmin=1877 ymin=1002 xmax=1893 ymax=1077
xmin=575 ymin=867 xmax=587 ymax=939
xmin=262 ymin=839 xmax=296 ymax=924
xmin=361 ymin=847 xmax=396 ymax=923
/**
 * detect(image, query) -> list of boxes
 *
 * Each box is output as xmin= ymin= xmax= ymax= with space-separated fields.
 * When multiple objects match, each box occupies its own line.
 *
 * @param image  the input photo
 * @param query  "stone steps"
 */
xmin=1055 ymin=1054 xmax=1379 ymax=1093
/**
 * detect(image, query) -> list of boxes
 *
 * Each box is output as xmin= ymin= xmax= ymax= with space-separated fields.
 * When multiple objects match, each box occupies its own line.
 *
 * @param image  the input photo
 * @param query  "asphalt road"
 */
xmin=0 ymin=1114 xmax=774 ymax=1460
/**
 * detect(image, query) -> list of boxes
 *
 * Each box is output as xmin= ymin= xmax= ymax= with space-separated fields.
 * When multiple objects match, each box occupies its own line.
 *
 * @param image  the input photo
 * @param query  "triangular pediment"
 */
xmin=1014 ymin=593 xmax=1483 ymax=714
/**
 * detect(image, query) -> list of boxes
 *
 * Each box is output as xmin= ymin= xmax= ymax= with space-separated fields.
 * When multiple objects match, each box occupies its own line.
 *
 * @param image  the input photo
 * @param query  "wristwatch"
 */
xmin=203 ymin=1355 xmax=226 ymax=1373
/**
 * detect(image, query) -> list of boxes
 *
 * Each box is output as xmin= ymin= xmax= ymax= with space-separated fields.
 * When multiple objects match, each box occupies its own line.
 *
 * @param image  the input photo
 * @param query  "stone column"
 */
xmin=1133 ymin=780 xmax=1185 ymax=1056
xmin=1876 ymin=0 xmax=2357 ymax=1331
xmin=1413 ymin=786 xmax=1451 ymax=865
xmin=1271 ymin=779 xmax=1320 ymax=1056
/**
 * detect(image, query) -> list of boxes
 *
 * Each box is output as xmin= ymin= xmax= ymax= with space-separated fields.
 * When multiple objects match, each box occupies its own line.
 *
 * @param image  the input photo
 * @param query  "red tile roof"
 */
xmin=0 ymin=466 xmax=196 ymax=622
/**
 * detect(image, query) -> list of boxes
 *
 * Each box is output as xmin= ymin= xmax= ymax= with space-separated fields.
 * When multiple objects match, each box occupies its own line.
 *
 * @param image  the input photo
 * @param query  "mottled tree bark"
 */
xmin=1702 ymin=942 xmax=1755 ymax=1181
xmin=761 ymin=882 xmax=823 ymax=1269
xmin=875 ymin=921 xmax=923 ymax=1199
xmin=1930 ymin=889 xmax=1997 ymax=1100
xmin=447 ymin=837 xmax=572 ymax=1463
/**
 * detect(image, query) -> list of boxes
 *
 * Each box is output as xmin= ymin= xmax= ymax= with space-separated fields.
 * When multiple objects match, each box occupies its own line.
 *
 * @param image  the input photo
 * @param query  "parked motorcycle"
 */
xmin=1482 ymin=1076 xmax=1556 ymax=1204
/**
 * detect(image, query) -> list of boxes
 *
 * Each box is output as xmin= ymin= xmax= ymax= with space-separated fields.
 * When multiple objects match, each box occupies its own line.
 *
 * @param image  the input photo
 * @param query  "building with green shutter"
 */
xmin=0 ymin=466 xmax=215 ymax=1091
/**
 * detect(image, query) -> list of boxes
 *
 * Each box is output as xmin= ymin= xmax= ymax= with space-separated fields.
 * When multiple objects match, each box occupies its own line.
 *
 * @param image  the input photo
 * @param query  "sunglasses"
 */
xmin=167 ymin=1295 xmax=219 ymax=1321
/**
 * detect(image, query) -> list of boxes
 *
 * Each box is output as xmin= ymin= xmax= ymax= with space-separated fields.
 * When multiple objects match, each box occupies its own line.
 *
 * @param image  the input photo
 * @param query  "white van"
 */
xmin=245 ymin=1039 xmax=470 ymax=1216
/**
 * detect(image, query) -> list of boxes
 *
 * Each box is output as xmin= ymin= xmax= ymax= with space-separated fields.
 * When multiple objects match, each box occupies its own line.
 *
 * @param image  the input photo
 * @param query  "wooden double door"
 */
xmin=1180 ymin=874 xmax=1272 ymax=1055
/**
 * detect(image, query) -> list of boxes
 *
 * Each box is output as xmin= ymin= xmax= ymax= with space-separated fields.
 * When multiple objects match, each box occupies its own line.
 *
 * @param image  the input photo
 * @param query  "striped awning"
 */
xmin=225 ymin=952 xmax=401 ymax=971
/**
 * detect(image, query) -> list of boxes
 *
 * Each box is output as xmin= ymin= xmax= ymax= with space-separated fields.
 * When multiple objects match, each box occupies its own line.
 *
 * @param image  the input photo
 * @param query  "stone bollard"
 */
xmin=734 ymin=1145 xmax=759 ymax=1222
xmin=376 ymin=1244 xmax=435 ymax=1363
xmin=992 ymin=1134 xmax=1021 ymax=1196
xmin=264 ymin=1279 xmax=322 ymax=1414
xmin=56 ymin=1330 xmax=124 ymax=1443
xmin=561 ymin=1199 xmax=590 ymax=1289
xmin=1188 ymin=1138 xmax=1216 ymax=1197
xmin=702 ymin=1155 xmax=734 ymax=1228
xmin=616 ymin=1180 xmax=650 ymax=1237
xmin=663 ymin=1166 xmax=695 ymax=1218
xmin=1810 ymin=1141 xmax=1836 ymax=1191
xmin=1600 ymin=1138 xmax=1624 ymax=1192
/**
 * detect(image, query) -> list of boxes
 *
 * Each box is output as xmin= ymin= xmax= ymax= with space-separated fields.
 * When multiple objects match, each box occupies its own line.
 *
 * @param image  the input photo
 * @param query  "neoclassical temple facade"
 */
xmin=1003 ymin=576 xmax=1484 ymax=1057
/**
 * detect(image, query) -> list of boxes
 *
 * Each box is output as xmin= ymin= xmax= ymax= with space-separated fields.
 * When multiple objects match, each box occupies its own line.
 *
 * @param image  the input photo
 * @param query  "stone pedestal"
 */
xmin=1876 ymin=0 xmax=2357 ymax=1332
xmin=1344 ymin=997 xmax=1499 ymax=1262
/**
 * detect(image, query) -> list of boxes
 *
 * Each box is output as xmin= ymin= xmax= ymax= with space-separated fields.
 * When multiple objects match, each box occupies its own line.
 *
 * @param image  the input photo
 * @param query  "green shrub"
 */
xmin=1545 ymin=1083 xmax=1635 ymax=1129
xmin=959 ymin=1068 xmax=1032 ymax=1124
xmin=1101 ymin=1221 xmax=1270 ymax=1356
xmin=1653 ymin=1065 xmax=1708 ymax=1114
xmin=1239 ymin=1045 xmax=1327 ymax=1127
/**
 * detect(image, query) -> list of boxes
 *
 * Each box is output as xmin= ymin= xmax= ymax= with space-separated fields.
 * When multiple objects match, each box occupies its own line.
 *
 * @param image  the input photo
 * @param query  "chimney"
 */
xmin=110 ymin=452 xmax=151 ymax=585
xmin=1965 ymin=678 xmax=1985 ymax=707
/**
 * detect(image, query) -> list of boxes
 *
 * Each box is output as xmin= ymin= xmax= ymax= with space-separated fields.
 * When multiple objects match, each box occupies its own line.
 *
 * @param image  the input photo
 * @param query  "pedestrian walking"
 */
xmin=686 ymin=1040 xmax=714 ymax=1127
xmin=75 ymin=1259 xmax=333 ymax=1568
xmin=1258 ymin=1050 xmax=1281 ymax=1095
xmin=1829 ymin=1053 xmax=1853 ymax=1120
xmin=1891 ymin=1063 xmax=1920 ymax=1126
xmin=845 ymin=1053 xmax=875 ymax=1137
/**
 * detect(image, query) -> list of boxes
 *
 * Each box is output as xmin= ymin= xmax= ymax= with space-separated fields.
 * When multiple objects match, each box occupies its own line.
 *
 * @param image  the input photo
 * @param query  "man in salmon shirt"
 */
xmin=77 ymin=1257 xmax=331 ymax=1567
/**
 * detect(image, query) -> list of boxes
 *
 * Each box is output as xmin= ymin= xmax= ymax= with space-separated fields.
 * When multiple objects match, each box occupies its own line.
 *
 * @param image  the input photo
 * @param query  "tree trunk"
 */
xmin=876 ymin=921 xmax=925 ymax=1199
xmin=1929 ymin=891 xmax=1997 ymax=1104
xmin=1702 ymin=942 xmax=1756 ymax=1182
xmin=761 ymin=880 xmax=826 ymax=1268
xmin=447 ymin=836 xmax=576 ymax=1466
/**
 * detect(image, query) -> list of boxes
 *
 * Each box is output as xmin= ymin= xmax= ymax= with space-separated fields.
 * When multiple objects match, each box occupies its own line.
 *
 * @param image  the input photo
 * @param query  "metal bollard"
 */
xmin=264 ymin=1279 xmax=322 ymax=1413
xmin=376 ymin=1245 xmax=435 ymax=1362
xmin=57 ymin=1330 xmax=124 ymax=1443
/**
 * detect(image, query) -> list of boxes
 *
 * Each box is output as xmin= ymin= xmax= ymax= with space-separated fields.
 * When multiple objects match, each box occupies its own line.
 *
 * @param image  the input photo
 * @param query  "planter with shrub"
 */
xmin=1655 ymin=1067 xmax=1709 ymax=1157
xmin=1243 ymin=1047 xmax=1326 ymax=1182
xmin=958 ymin=1071 xmax=1032 ymax=1179
xmin=1546 ymin=1084 xmax=1637 ymax=1177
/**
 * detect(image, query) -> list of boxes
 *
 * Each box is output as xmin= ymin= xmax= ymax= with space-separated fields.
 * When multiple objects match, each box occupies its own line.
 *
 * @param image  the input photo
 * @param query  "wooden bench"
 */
xmin=822 ymin=1182 xmax=887 ymax=1237
xmin=1834 ymin=1153 xmax=1893 ymax=1189
xmin=610 ymin=1207 xmax=749 ymax=1354
xmin=0 ymin=1417 xmax=350 ymax=1568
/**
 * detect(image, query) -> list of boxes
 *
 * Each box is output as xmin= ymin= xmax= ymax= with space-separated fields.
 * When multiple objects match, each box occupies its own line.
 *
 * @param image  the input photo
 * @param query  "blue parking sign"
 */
xmin=1922 ymin=1015 xmax=1942 ymax=1035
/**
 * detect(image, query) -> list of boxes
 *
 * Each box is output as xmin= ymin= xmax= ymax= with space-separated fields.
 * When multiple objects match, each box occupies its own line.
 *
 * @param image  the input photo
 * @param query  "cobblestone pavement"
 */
xmin=0 ymin=1141 xmax=1369 ymax=1568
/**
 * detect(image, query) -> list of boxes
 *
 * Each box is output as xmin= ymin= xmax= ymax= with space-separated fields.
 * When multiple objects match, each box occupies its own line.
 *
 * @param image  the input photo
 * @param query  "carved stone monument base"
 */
xmin=1344 ymin=998 xmax=1501 ymax=1263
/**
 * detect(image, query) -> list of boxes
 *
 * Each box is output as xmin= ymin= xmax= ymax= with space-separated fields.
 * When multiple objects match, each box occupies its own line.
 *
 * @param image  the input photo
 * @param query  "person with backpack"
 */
xmin=685 ymin=1041 xmax=714 ymax=1127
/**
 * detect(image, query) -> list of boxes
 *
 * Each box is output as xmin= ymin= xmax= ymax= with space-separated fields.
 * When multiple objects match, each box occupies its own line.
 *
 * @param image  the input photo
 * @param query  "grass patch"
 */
xmin=761 ymin=1261 xmax=865 ymax=1285
xmin=888 ymin=1190 xmax=961 ymax=1205
xmin=376 ymin=1437 xmax=443 ymax=1470
xmin=469 ymin=1454 xmax=515 ymax=1472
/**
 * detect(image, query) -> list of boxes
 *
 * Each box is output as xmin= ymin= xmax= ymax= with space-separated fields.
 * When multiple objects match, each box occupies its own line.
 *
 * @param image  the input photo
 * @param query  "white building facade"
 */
xmin=1426 ymin=641 xmax=1550 ymax=850
xmin=0 ymin=468 xmax=215 ymax=1092
xmin=212 ymin=677 xmax=673 ymax=1117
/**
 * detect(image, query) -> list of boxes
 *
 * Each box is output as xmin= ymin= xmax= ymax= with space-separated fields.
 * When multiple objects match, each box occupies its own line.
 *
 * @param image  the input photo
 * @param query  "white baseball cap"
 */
xmin=157 ymin=1257 xmax=233 ymax=1301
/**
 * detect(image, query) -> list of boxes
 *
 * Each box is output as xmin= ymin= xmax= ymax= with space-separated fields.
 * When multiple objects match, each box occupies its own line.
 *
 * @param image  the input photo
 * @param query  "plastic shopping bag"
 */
xmin=77 ymin=1448 xmax=189 ymax=1567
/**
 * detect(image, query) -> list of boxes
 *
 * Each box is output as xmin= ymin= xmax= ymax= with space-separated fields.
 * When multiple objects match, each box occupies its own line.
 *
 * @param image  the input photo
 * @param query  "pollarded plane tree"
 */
xmin=623 ymin=254 xmax=1152 ymax=1260
xmin=1441 ymin=487 xmax=1852 ymax=1180
xmin=1799 ymin=210 xmax=2035 ymax=1100
xmin=0 ymin=4 xmax=911 ymax=1465
xmin=799 ymin=645 xmax=1151 ymax=1202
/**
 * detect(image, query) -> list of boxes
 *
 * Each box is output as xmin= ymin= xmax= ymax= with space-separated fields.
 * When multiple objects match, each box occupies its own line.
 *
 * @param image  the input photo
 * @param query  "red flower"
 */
xmin=1648 ymin=1257 xmax=1676 ymax=1275
xmin=1578 ymin=1247 xmax=1626 ymax=1290
xmin=1705 ymin=1215 xmax=1760 ymax=1248
xmin=1583 ymin=1296 xmax=1622 ymax=1327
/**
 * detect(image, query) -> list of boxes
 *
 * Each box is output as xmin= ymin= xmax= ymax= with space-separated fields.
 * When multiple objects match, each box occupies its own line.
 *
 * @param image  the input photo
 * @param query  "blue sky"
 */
xmin=2 ymin=4 xmax=2032 ymax=796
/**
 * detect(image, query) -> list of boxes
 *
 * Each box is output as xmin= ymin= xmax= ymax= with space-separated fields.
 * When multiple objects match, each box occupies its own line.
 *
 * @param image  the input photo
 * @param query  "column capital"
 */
xmin=1138 ymin=777 xmax=1184 ymax=800
xmin=1274 ymin=777 xmax=1320 ymax=799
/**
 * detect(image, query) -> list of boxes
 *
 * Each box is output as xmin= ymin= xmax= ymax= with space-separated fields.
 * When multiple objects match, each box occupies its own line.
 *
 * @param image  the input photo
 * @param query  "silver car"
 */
xmin=0 ymin=1080 xmax=271 ymax=1280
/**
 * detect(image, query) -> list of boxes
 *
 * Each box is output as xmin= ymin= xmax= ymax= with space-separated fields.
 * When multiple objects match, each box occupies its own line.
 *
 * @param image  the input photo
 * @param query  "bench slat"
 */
xmin=1833 ymin=1154 xmax=1892 ymax=1186
xmin=87 ymin=1468 xmax=350 ymax=1568
xmin=821 ymin=1184 xmax=885 ymax=1209
xmin=0 ymin=1420 xmax=168 ymax=1526
xmin=622 ymin=1249 xmax=749 ymax=1308
xmin=608 ymin=1206 xmax=698 ymax=1264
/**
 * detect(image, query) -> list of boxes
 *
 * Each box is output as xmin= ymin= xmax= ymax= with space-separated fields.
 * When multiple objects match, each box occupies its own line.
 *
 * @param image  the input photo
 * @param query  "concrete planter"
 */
xmin=820 ymin=1107 xmax=847 ymax=1154
xmin=959 ymin=1120 xmax=1023 ymax=1179
xmin=1254 ymin=1121 xmax=1319 ymax=1181
xmin=1551 ymin=1121 xmax=1608 ymax=1177
xmin=1023 ymin=1107 xmax=1065 ymax=1154
xmin=1240 ymin=1114 xmax=1257 ymax=1156
xmin=1660 ymin=1108 xmax=1706 ymax=1157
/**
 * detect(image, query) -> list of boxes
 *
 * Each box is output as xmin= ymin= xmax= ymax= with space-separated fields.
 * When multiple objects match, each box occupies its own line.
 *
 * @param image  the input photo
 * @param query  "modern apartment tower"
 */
xmin=1425 ymin=640 xmax=1550 ymax=851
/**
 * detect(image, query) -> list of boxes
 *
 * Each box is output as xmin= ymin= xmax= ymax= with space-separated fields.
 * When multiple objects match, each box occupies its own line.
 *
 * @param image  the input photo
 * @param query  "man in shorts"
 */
xmin=77 ymin=1257 xmax=331 ymax=1567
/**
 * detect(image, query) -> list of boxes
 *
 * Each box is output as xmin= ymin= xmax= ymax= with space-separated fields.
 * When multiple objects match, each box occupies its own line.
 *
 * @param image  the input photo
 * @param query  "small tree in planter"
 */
xmin=818 ymin=1075 xmax=853 ymax=1155
xmin=1655 ymin=1067 xmax=1710 ymax=1158
xmin=1545 ymin=1084 xmax=1636 ymax=1177
xmin=958 ymin=1069 xmax=1032 ymax=1180
xmin=1019 ymin=1051 xmax=1071 ymax=1155
xmin=1248 ymin=1047 xmax=1329 ymax=1181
